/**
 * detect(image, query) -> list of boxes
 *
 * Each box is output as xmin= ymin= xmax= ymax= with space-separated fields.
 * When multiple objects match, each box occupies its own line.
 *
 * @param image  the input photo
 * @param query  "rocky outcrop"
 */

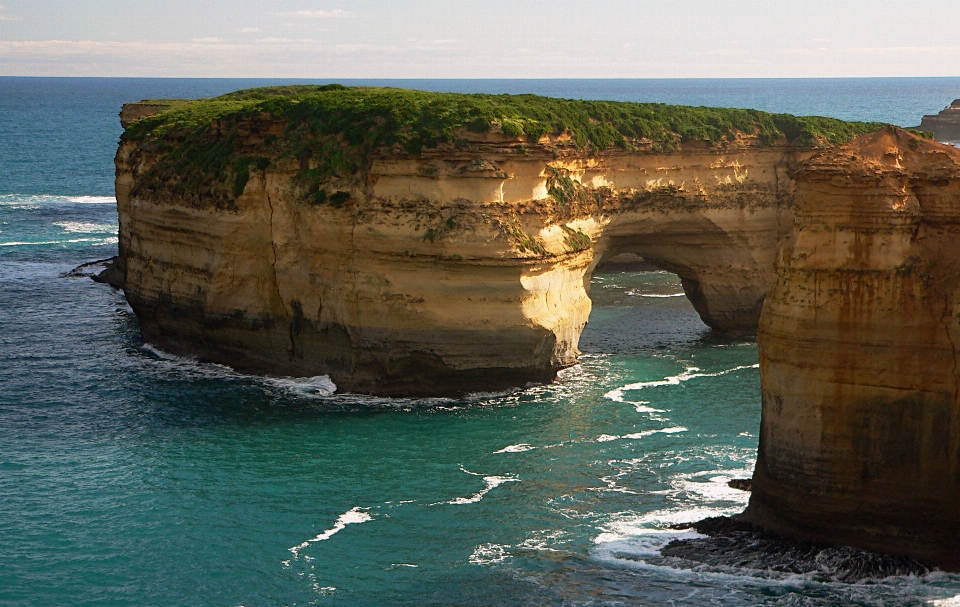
xmin=117 ymin=141 xmax=798 ymax=395
xmin=114 ymin=86 xmax=881 ymax=396
xmin=119 ymin=102 xmax=175 ymax=128
xmin=919 ymin=99 xmax=960 ymax=142
xmin=747 ymin=126 xmax=960 ymax=568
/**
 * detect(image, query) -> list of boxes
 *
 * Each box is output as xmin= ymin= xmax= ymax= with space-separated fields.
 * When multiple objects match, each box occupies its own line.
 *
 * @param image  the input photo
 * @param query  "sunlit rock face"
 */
xmin=748 ymin=126 xmax=960 ymax=568
xmin=115 ymin=110 xmax=807 ymax=396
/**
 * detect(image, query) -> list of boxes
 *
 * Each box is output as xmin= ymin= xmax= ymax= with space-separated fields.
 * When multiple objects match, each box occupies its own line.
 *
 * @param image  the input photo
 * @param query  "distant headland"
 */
xmin=916 ymin=98 xmax=960 ymax=142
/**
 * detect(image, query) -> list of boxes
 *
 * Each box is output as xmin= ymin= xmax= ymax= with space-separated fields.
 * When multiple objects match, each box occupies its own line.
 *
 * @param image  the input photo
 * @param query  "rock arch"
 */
xmin=116 ymin=128 xmax=805 ymax=396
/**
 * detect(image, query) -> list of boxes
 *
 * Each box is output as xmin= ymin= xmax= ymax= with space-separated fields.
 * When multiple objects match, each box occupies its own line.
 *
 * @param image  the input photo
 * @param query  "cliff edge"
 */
xmin=748 ymin=126 xmax=960 ymax=568
xmin=114 ymin=85 xmax=881 ymax=396
xmin=919 ymin=99 xmax=960 ymax=143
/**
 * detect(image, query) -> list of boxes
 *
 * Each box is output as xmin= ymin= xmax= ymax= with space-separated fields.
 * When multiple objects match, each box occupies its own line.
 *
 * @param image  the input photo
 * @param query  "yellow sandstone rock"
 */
xmin=115 ymin=124 xmax=806 ymax=395
xmin=748 ymin=126 xmax=960 ymax=568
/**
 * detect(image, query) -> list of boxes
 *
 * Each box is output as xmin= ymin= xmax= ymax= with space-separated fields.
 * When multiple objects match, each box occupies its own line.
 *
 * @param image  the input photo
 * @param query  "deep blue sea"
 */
xmin=3 ymin=77 xmax=960 ymax=607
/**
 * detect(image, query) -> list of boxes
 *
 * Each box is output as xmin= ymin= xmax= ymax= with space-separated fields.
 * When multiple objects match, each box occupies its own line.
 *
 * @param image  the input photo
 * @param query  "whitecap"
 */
xmin=469 ymin=543 xmax=509 ymax=565
xmin=626 ymin=290 xmax=687 ymax=298
xmin=289 ymin=507 xmax=373 ymax=557
xmin=66 ymin=195 xmax=116 ymax=204
xmin=604 ymin=364 xmax=759 ymax=402
xmin=595 ymin=427 xmax=688 ymax=442
xmin=671 ymin=470 xmax=754 ymax=505
xmin=593 ymin=505 xmax=738 ymax=549
xmin=493 ymin=443 xmax=535 ymax=454
xmin=931 ymin=595 xmax=960 ymax=606
xmin=632 ymin=401 xmax=665 ymax=413
xmin=53 ymin=221 xmax=116 ymax=233
xmin=0 ymin=236 xmax=117 ymax=247
xmin=438 ymin=466 xmax=519 ymax=505
xmin=446 ymin=475 xmax=519 ymax=504
xmin=0 ymin=194 xmax=116 ymax=205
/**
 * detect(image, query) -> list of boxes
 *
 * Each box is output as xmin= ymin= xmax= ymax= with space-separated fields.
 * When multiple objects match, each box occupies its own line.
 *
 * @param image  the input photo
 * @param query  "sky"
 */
xmin=1 ymin=0 xmax=959 ymax=78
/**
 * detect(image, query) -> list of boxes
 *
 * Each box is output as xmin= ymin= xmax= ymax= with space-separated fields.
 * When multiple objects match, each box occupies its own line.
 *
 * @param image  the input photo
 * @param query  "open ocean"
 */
xmin=3 ymin=77 xmax=960 ymax=607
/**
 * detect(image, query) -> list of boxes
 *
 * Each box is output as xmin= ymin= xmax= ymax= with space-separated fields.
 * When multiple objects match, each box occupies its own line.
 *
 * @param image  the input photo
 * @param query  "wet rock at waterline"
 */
xmin=748 ymin=126 xmax=960 ymax=569
xmin=660 ymin=517 xmax=930 ymax=582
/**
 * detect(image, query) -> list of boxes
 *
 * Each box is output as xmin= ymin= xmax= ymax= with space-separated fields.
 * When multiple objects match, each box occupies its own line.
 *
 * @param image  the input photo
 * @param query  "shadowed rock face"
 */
xmin=747 ymin=126 xmax=960 ymax=569
xmin=919 ymin=99 xmax=960 ymax=142
xmin=116 ymin=116 xmax=804 ymax=395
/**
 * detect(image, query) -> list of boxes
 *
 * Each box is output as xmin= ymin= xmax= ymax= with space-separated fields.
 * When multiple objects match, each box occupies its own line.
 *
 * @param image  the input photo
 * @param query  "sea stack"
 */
xmin=113 ymin=86 xmax=880 ymax=396
xmin=919 ymin=99 xmax=960 ymax=142
xmin=748 ymin=126 xmax=960 ymax=568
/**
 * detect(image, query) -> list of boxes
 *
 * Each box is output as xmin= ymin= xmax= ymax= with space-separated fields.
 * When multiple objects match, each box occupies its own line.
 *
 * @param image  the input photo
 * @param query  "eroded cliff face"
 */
xmin=748 ymin=127 xmax=960 ymax=568
xmin=116 ymin=116 xmax=804 ymax=395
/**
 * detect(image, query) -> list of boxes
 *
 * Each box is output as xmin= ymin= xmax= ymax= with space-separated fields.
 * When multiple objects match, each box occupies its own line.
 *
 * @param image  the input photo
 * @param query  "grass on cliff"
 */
xmin=124 ymin=84 xmax=886 ymax=208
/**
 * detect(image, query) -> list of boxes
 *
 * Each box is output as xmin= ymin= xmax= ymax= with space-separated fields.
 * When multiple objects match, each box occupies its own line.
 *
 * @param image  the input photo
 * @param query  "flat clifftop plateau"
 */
xmin=114 ymin=85 xmax=884 ymax=396
xmin=748 ymin=126 xmax=960 ymax=568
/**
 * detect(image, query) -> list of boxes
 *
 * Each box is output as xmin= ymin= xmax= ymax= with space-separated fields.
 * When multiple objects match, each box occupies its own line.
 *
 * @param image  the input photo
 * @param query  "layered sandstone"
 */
xmin=113 ymin=87 xmax=875 ymax=396
xmin=748 ymin=126 xmax=960 ymax=568
xmin=919 ymin=99 xmax=960 ymax=142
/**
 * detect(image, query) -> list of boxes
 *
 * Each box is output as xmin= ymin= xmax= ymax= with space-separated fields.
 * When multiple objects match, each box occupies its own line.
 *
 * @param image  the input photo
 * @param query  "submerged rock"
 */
xmin=62 ymin=256 xmax=123 ymax=288
xmin=748 ymin=126 xmax=960 ymax=569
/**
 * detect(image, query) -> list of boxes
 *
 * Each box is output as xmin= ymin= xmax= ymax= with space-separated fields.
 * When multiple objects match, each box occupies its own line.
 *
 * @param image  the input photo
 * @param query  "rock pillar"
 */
xmin=748 ymin=127 xmax=960 ymax=568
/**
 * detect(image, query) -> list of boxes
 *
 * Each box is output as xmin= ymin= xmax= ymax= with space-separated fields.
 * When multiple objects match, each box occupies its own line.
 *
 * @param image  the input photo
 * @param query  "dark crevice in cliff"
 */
xmin=264 ymin=188 xmax=295 ymax=359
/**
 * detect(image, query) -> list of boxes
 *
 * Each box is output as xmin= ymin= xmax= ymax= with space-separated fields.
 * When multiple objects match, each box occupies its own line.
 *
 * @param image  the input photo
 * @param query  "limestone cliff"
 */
xmin=114 ymin=86 xmax=879 ymax=396
xmin=919 ymin=99 xmax=960 ymax=142
xmin=748 ymin=126 xmax=960 ymax=568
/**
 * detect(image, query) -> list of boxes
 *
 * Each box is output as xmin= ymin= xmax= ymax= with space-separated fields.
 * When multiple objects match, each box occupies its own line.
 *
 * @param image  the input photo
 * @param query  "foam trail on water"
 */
xmin=605 ymin=364 xmax=759 ymax=402
xmin=633 ymin=401 xmax=665 ymax=413
xmin=289 ymin=507 xmax=373 ymax=557
xmin=66 ymin=196 xmax=116 ymax=204
xmin=0 ymin=194 xmax=116 ymax=205
xmin=626 ymin=290 xmax=687 ymax=298
xmin=493 ymin=444 xmax=535 ymax=454
xmin=596 ymin=427 xmax=687 ymax=442
xmin=53 ymin=221 xmax=116 ymax=233
xmin=439 ymin=466 xmax=519 ymax=505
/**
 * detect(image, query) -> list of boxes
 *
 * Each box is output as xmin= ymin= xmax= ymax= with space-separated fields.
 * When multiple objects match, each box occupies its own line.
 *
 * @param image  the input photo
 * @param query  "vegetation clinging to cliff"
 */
xmin=124 ymin=85 xmax=886 ymax=208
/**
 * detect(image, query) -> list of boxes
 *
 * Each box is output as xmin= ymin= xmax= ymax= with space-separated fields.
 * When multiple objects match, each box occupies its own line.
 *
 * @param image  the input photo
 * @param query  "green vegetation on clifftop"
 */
xmin=124 ymin=84 xmax=886 ymax=209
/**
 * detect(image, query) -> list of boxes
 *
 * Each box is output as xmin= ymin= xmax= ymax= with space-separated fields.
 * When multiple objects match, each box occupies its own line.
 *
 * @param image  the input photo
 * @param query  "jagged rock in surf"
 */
xmin=661 ymin=516 xmax=929 ymax=582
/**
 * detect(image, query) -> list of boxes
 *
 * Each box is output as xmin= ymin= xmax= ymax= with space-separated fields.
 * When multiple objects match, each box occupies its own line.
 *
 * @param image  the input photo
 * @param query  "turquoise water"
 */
xmin=3 ymin=78 xmax=960 ymax=606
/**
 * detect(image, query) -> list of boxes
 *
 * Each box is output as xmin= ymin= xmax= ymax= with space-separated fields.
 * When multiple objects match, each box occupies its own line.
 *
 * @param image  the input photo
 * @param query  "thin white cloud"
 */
xmin=269 ymin=9 xmax=354 ymax=18
xmin=239 ymin=27 xmax=261 ymax=33
xmin=0 ymin=4 xmax=22 ymax=21
xmin=1 ymin=37 xmax=959 ymax=79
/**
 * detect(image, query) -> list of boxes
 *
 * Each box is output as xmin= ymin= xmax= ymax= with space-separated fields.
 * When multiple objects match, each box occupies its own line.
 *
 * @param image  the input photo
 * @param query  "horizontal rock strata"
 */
xmin=748 ymin=126 xmax=960 ymax=568
xmin=114 ymin=87 xmax=878 ymax=395
xmin=919 ymin=99 xmax=960 ymax=142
